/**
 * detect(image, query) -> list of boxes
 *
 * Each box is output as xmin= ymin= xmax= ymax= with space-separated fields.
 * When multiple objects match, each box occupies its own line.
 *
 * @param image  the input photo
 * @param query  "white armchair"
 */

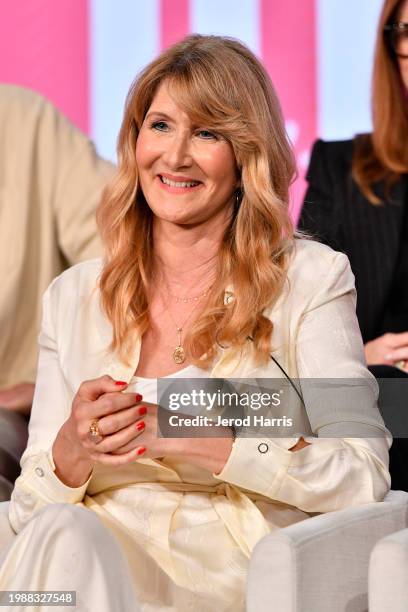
xmin=247 ymin=490 xmax=408 ymax=612
xmin=1 ymin=493 xmax=408 ymax=611
xmin=369 ymin=522 xmax=408 ymax=612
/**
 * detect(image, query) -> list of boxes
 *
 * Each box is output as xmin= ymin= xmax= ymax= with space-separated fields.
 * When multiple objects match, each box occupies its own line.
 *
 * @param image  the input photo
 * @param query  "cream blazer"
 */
xmin=9 ymin=239 xmax=391 ymax=543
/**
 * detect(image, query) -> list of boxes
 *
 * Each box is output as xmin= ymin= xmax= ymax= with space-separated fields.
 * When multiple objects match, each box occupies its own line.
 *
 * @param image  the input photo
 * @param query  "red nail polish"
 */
xmin=135 ymin=393 xmax=143 ymax=402
xmin=136 ymin=447 xmax=146 ymax=456
xmin=136 ymin=421 xmax=145 ymax=431
xmin=115 ymin=381 xmax=127 ymax=386
xmin=138 ymin=406 xmax=147 ymax=416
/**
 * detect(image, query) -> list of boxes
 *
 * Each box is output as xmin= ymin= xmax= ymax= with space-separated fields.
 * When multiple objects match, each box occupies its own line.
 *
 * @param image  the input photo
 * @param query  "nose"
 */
xmin=162 ymin=131 xmax=192 ymax=169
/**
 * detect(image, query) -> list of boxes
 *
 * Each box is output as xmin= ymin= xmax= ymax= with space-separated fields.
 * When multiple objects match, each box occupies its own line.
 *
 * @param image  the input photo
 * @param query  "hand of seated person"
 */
xmin=365 ymin=332 xmax=408 ymax=372
xmin=0 ymin=382 xmax=35 ymax=415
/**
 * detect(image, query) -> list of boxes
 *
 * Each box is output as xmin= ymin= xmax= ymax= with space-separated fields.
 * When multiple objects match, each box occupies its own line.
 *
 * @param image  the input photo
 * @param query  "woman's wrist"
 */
xmin=168 ymin=426 xmax=234 ymax=473
xmin=52 ymin=422 xmax=94 ymax=488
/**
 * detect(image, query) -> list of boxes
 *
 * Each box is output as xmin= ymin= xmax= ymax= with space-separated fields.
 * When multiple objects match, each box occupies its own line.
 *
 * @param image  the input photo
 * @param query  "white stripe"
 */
xmin=191 ymin=0 xmax=260 ymax=56
xmin=317 ymin=0 xmax=384 ymax=140
xmin=90 ymin=0 xmax=159 ymax=162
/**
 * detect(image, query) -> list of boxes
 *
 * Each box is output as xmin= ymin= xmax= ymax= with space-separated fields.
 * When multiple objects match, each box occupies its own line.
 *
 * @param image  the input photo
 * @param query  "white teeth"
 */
xmin=160 ymin=176 xmax=200 ymax=188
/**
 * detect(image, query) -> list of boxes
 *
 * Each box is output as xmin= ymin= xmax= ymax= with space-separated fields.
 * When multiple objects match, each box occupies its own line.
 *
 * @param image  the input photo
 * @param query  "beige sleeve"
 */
xmin=51 ymin=109 xmax=116 ymax=264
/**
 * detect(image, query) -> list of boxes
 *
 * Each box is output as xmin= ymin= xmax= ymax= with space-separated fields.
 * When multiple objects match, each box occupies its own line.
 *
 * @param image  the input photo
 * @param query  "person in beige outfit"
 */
xmin=0 ymin=38 xmax=391 ymax=611
xmin=0 ymin=85 xmax=115 ymax=499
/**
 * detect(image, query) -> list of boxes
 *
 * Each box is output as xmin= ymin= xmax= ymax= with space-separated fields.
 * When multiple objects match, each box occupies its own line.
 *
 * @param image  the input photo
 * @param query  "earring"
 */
xmin=235 ymin=188 xmax=243 ymax=211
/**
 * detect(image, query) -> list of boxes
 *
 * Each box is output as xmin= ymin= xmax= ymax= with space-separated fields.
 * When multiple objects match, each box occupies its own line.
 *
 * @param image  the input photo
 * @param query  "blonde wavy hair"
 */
xmin=353 ymin=0 xmax=408 ymax=204
xmin=98 ymin=34 xmax=296 ymax=367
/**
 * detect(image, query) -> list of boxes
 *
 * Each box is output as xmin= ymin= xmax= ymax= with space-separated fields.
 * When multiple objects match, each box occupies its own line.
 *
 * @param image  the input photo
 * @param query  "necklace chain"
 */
xmin=167 ymin=287 xmax=211 ymax=303
xmin=161 ymin=268 xmax=214 ymax=304
xmin=155 ymin=259 xmax=216 ymax=364
xmin=160 ymin=290 xmax=207 ymax=364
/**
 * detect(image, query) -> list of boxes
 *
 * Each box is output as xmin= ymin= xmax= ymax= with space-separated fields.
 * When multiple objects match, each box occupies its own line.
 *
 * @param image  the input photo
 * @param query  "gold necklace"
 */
xmin=157 ymin=265 xmax=215 ymax=363
xmin=168 ymin=288 xmax=210 ymax=303
xmin=161 ymin=293 xmax=204 ymax=364
xmin=161 ymin=270 xmax=214 ymax=304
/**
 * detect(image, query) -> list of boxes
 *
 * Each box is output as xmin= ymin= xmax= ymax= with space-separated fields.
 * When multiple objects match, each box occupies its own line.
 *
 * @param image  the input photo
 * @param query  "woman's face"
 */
xmin=136 ymin=81 xmax=238 ymax=226
xmin=397 ymin=0 xmax=408 ymax=89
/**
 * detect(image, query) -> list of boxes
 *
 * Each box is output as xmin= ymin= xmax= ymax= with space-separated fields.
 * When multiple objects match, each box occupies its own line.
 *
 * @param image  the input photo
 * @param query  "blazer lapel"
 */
xmin=92 ymin=289 xmax=141 ymax=383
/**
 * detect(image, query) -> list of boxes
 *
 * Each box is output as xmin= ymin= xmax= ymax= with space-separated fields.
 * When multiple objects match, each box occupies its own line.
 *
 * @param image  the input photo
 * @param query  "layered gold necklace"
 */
xmin=161 ymin=287 xmax=211 ymax=364
xmin=155 ymin=253 xmax=217 ymax=364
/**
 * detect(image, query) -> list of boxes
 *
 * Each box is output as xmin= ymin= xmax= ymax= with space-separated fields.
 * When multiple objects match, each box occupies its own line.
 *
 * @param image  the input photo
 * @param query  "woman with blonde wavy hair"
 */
xmin=0 ymin=35 xmax=390 ymax=611
xmin=300 ymin=0 xmax=408 ymax=491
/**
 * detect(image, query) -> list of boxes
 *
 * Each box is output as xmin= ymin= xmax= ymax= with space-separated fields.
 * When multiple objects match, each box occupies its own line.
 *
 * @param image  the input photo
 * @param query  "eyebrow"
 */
xmin=145 ymin=111 xmax=174 ymax=121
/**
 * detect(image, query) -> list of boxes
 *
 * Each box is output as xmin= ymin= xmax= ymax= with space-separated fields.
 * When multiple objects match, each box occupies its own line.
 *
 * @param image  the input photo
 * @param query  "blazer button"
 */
xmin=35 ymin=467 xmax=44 ymax=477
xmin=258 ymin=443 xmax=269 ymax=453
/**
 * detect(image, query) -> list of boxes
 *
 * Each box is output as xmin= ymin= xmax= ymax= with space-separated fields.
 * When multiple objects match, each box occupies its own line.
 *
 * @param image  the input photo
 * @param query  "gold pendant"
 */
xmin=173 ymin=346 xmax=186 ymax=364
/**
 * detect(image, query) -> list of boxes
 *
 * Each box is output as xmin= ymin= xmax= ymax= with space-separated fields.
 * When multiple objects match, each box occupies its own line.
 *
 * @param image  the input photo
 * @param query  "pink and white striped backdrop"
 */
xmin=0 ymin=0 xmax=383 ymax=220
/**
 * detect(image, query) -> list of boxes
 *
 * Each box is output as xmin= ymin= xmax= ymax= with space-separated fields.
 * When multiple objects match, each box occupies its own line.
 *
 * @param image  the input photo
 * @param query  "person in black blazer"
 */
xmin=299 ymin=0 xmax=408 ymax=490
xmin=300 ymin=138 xmax=408 ymax=353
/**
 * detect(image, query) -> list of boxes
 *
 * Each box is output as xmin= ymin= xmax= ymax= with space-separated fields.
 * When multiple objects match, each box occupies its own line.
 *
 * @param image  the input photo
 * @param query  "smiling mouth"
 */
xmin=159 ymin=175 xmax=202 ymax=188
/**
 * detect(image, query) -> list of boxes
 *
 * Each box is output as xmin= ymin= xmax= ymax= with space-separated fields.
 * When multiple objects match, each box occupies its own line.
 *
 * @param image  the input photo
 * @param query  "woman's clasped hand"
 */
xmin=53 ymin=375 xmax=187 ymax=479
xmin=66 ymin=377 xmax=148 ymax=463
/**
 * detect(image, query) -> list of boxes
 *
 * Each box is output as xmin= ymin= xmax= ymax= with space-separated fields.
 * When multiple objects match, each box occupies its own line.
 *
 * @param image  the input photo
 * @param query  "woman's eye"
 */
xmin=151 ymin=121 xmax=168 ymax=131
xmin=197 ymin=129 xmax=217 ymax=140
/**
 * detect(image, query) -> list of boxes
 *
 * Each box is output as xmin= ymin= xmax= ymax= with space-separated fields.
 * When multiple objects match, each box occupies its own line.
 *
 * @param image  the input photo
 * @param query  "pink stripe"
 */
xmin=160 ymin=0 xmax=190 ymax=50
xmin=260 ymin=0 xmax=317 ymax=222
xmin=0 ymin=0 xmax=89 ymax=133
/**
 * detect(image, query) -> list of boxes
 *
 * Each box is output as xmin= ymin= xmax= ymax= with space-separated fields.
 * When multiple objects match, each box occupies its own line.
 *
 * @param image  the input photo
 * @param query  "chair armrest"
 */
xmin=247 ymin=491 xmax=408 ymax=612
xmin=369 ymin=527 xmax=408 ymax=612
xmin=0 ymin=502 xmax=15 ymax=555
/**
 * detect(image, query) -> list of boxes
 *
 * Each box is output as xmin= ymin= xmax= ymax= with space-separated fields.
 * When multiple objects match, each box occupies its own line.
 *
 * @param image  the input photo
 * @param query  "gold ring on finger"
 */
xmin=396 ymin=360 xmax=407 ymax=371
xmin=89 ymin=419 xmax=103 ymax=443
